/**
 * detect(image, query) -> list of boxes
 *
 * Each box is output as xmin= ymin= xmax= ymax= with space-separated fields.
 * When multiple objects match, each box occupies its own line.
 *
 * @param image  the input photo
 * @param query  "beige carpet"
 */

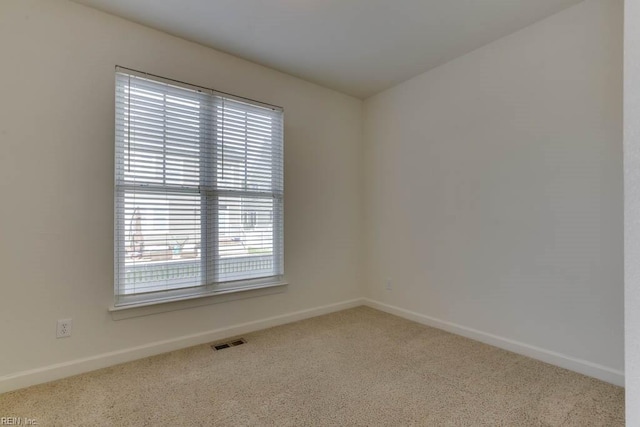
xmin=0 ymin=307 xmax=624 ymax=426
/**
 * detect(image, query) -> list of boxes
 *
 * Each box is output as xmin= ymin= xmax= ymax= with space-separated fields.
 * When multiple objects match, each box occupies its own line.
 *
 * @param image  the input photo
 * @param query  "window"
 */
xmin=114 ymin=67 xmax=284 ymax=307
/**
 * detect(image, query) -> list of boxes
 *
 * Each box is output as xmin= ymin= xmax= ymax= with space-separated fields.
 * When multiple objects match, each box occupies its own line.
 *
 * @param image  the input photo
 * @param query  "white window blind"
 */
xmin=114 ymin=68 xmax=284 ymax=306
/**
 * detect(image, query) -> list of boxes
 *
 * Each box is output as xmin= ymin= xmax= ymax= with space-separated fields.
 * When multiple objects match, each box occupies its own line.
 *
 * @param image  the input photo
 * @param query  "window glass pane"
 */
xmin=216 ymin=196 xmax=275 ymax=282
xmin=121 ymin=191 xmax=202 ymax=294
xmin=121 ymin=79 xmax=202 ymax=188
xmin=215 ymin=103 xmax=278 ymax=193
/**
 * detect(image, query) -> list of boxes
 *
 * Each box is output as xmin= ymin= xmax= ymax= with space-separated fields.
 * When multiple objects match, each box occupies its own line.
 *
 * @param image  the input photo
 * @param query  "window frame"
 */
xmin=113 ymin=67 xmax=284 ymax=308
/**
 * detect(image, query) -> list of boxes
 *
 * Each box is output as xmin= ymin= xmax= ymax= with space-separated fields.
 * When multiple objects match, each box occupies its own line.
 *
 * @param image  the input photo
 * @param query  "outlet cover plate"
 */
xmin=56 ymin=318 xmax=72 ymax=338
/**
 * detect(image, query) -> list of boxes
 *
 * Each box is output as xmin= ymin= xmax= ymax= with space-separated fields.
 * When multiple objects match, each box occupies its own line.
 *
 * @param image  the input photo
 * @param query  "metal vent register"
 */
xmin=212 ymin=338 xmax=247 ymax=351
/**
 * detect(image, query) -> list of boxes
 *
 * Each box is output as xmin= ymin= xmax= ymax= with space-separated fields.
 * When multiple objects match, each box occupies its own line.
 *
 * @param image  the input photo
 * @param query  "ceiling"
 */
xmin=73 ymin=0 xmax=583 ymax=99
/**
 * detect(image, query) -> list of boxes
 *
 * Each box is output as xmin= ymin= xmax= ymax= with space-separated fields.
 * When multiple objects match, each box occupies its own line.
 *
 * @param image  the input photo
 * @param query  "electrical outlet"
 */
xmin=56 ymin=319 xmax=72 ymax=338
xmin=385 ymin=278 xmax=393 ymax=291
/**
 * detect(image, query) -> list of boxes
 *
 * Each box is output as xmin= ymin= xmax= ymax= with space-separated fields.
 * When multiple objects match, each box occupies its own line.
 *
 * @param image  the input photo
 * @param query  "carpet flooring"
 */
xmin=0 ymin=307 xmax=624 ymax=426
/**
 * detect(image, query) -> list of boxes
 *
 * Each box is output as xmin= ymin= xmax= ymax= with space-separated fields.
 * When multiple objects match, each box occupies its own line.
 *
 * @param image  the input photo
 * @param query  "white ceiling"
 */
xmin=73 ymin=0 xmax=582 ymax=99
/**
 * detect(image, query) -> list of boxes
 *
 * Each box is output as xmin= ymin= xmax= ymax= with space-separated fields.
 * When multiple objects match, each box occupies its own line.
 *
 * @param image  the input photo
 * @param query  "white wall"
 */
xmin=0 ymin=0 xmax=363 ymax=387
xmin=364 ymin=0 xmax=623 ymax=381
xmin=625 ymin=0 xmax=640 ymax=421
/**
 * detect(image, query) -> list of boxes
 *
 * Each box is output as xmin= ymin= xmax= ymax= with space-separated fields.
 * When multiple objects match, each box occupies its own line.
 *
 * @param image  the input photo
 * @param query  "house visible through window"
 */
xmin=114 ymin=67 xmax=284 ymax=307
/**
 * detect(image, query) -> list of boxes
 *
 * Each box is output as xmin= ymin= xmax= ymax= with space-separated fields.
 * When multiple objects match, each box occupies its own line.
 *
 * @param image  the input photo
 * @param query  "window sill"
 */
xmin=108 ymin=281 xmax=288 ymax=320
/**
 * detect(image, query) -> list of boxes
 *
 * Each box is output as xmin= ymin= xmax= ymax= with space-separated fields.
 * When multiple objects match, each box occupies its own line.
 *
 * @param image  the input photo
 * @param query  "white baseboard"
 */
xmin=0 ymin=298 xmax=365 ymax=394
xmin=1 ymin=297 xmax=623 ymax=393
xmin=363 ymin=298 xmax=624 ymax=387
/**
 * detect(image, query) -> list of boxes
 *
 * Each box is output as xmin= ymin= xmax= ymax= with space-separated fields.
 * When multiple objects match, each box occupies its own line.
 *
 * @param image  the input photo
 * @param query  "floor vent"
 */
xmin=212 ymin=338 xmax=246 ymax=351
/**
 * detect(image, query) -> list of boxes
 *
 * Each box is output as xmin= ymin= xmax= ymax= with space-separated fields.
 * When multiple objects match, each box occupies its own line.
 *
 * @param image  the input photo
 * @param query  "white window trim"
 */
xmin=108 ymin=281 xmax=288 ymax=320
xmin=113 ymin=66 xmax=285 ymax=309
